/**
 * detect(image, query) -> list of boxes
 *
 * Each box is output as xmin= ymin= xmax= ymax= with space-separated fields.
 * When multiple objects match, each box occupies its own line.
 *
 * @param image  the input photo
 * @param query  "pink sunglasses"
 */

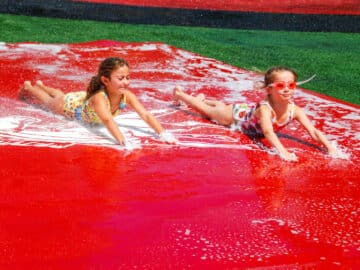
xmin=268 ymin=81 xmax=297 ymax=90
xmin=267 ymin=74 xmax=316 ymax=91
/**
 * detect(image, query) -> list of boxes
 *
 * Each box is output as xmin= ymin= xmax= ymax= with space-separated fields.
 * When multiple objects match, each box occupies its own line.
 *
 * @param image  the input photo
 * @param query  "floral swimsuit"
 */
xmin=231 ymin=100 xmax=295 ymax=134
xmin=63 ymin=90 xmax=126 ymax=124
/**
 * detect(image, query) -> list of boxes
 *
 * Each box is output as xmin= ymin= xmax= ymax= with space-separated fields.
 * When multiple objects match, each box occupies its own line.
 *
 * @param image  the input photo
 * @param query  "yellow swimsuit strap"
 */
xmin=119 ymin=94 xmax=127 ymax=110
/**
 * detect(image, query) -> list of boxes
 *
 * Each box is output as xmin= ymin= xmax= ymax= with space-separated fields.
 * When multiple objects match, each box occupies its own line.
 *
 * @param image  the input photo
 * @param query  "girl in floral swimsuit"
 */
xmin=173 ymin=66 xmax=336 ymax=161
xmin=62 ymin=90 xmax=126 ymax=124
xmin=19 ymin=57 xmax=176 ymax=146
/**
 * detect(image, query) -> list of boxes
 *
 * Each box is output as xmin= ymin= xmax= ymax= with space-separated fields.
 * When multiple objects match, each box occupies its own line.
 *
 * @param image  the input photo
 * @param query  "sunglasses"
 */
xmin=268 ymin=81 xmax=297 ymax=91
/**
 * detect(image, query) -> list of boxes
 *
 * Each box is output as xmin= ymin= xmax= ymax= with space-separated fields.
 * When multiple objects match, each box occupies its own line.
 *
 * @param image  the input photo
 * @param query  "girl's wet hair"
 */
xmin=263 ymin=66 xmax=298 ymax=87
xmin=254 ymin=66 xmax=298 ymax=91
xmin=86 ymin=57 xmax=129 ymax=99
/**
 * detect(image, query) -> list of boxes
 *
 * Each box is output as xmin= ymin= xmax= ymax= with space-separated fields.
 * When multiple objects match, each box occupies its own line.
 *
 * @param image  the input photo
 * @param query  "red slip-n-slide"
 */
xmin=0 ymin=40 xmax=359 ymax=269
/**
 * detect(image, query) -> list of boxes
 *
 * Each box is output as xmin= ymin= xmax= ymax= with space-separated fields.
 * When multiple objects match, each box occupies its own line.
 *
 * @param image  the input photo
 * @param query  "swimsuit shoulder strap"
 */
xmin=259 ymin=100 xmax=276 ymax=121
xmin=289 ymin=101 xmax=295 ymax=120
xmin=259 ymin=100 xmax=274 ymax=111
xmin=119 ymin=94 xmax=127 ymax=110
xmin=100 ymin=90 xmax=112 ymax=109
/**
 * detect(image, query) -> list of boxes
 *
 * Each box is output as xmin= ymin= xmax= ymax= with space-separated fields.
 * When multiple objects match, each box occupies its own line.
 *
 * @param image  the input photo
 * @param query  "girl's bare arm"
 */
xmin=258 ymin=106 xmax=298 ymax=161
xmin=125 ymin=90 xmax=164 ymax=135
xmin=92 ymin=93 xmax=126 ymax=145
xmin=294 ymin=106 xmax=336 ymax=154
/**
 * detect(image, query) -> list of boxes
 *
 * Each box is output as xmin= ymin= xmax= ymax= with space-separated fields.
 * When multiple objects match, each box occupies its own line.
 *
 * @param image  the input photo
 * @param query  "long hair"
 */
xmin=86 ymin=57 xmax=129 ymax=100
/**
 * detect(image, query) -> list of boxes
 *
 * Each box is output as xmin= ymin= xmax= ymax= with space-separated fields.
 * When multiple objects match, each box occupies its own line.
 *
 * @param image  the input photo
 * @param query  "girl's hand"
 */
xmin=117 ymin=134 xmax=128 ymax=147
xmin=124 ymin=140 xmax=135 ymax=151
xmin=118 ymin=139 xmax=126 ymax=146
xmin=279 ymin=151 xmax=298 ymax=162
xmin=119 ymin=137 xmax=136 ymax=151
xmin=327 ymin=145 xmax=337 ymax=156
xmin=327 ymin=145 xmax=345 ymax=159
xmin=158 ymin=131 xmax=178 ymax=144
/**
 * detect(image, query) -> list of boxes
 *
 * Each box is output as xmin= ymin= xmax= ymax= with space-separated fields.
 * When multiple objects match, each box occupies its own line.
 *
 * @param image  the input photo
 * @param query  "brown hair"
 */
xmin=264 ymin=66 xmax=298 ymax=87
xmin=86 ymin=57 xmax=129 ymax=100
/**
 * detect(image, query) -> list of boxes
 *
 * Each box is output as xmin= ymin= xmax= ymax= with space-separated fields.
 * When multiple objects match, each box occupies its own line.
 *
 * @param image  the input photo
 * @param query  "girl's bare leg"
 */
xmin=35 ymin=80 xmax=64 ymax=98
xmin=173 ymin=86 xmax=233 ymax=125
xmin=19 ymin=81 xmax=65 ymax=114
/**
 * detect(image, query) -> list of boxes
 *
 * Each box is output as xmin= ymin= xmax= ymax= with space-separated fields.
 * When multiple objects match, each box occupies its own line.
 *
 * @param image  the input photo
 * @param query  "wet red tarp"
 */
xmin=0 ymin=41 xmax=359 ymax=269
xmin=74 ymin=0 xmax=360 ymax=15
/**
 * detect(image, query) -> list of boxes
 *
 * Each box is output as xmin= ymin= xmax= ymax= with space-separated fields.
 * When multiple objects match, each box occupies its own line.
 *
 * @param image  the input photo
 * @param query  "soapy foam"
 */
xmin=0 ymin=42 xmax=359 ymax=162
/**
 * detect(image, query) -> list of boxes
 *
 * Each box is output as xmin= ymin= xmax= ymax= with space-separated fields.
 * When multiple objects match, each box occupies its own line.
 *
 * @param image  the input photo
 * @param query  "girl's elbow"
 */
xmin=101 ymin=117 xmax=113 ymax=125
xmin=261 ymin=128 xmax=273 ymax=137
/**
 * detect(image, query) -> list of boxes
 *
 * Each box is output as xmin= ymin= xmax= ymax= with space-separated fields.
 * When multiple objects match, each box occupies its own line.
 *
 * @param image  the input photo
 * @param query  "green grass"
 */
xmin=1 ymin=13 xmax=359 ymax=105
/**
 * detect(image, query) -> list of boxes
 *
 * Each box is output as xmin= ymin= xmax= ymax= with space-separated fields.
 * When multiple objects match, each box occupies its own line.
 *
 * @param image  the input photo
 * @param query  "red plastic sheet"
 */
xmin=0 ymin=41 xmax=359 ymax=269
xmin=74 ymin=0 xmax=360 ymax=15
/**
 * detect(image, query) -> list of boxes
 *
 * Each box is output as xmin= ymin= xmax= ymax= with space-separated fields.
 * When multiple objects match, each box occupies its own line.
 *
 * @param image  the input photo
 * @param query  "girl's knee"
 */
xmin=54 ymin=92 xmax=65 ymax=99
xmin=48 ymin=97 xmax=64 ymax=114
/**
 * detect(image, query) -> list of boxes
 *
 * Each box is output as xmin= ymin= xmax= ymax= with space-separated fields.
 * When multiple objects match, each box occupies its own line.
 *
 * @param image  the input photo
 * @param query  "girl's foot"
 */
xmin=35 ymin=80 xmax=44 ymax=87
xmin=18 ymin=81 xmax=32 ymax=100
xmin=173 ymin=86 xmax=186 ymax=106
xmin=24 ymin=81 xmax=32 ymax=89
xmin=173 ymin=86 xmax=206 ymax=107
xmin=195 ymin=93 xmax=205 ymax=102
